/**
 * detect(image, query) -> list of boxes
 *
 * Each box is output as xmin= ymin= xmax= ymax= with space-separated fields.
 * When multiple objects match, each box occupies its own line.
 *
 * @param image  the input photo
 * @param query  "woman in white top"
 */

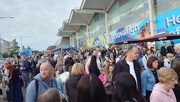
xmin=2 ymin=61 xmax=9 ymax=83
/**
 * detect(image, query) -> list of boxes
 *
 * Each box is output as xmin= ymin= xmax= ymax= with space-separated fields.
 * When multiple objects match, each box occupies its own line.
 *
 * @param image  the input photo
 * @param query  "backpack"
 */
xmin=34 ymin=78 xmax=58 ymax=94
xmin=34 ymin=78 xmax=68 ymax=102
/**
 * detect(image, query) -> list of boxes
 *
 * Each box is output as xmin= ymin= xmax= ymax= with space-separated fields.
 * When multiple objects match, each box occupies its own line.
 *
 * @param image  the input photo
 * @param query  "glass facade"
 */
xmin=89 ymin=13 xmax=105 ymax=38
xmin=73 ymin=0 xmax=180 ymax=48
xmin=108 ymin=0 xmax=149 ymax=32
xmin=154 ymin=0 xmax=180 ymax=15
xmin=78 ymin=25 xmax=87 ymax=48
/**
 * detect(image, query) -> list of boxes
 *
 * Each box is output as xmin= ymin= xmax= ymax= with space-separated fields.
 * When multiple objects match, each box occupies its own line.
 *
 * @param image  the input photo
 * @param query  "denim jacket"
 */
xmin=141 ymin=68 xmax=158 ymax=96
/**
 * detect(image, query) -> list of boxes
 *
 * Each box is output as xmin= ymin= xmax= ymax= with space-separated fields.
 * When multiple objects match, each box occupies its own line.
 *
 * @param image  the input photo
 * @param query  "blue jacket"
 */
xmin=141 ymin=68 xmax=158 ymax=96
xmin=22 ymin=59 xmax=31 ymax=73
xmin=25 ymin=74 xmax=61 ymax=102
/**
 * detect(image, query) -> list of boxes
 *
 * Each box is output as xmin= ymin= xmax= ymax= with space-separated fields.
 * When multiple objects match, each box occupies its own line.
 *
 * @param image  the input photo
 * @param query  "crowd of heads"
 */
xmin=2 ymin=42 xmax=180 ymax=102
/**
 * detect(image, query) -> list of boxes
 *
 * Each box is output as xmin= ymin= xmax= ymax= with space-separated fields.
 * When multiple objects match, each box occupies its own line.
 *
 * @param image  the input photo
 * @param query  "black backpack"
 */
xmin=33 ymin=78 xmax=68 ymax=102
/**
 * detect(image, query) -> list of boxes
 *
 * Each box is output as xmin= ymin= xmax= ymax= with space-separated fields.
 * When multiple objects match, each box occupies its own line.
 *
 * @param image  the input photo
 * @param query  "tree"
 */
xmin=27 ymin=46 xmax=31 ymax=49
xmin=9 ymin=39 xmax=20 ymax=57
xmin=2 ymin=52 xmax=9 ymax=58
xmin=33 ymin=50 xmax=39 ymax=54
xmin=22 ymin=45 xmax=25 ymax=50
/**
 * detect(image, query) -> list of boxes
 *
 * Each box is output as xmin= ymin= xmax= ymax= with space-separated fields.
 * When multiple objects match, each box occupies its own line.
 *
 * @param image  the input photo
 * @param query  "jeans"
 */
xmin=22 ymin=72 xmax=31 ymax=88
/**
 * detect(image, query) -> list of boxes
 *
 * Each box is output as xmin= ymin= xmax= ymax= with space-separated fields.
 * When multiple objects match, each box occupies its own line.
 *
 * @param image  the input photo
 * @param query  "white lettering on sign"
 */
xmin=113 ymin=26 xmax=139 ymax=39
xmin=166 ymin=15 xmax=180 ymax=27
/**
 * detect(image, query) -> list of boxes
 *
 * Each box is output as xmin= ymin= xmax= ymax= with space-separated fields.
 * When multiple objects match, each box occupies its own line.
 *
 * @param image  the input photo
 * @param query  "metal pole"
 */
xmin=148 ymin=0 xmax=156 ymax=36
xmin=21 ymin=36 xmax=22 ymax=50
xmin=70 ymin=36 xmax=71 ymax=46
xmin=87 ymin=25 xmax=89 ymax=47
xmin=76 ymin=32 xmax=79 ymax=49
xmin=105 ymin=12 xmax=110 ymax=47
xmin=0 ymin=17 xmax=14 ymax=19
xmin=0 ymin=16 xmax=14 ymax=57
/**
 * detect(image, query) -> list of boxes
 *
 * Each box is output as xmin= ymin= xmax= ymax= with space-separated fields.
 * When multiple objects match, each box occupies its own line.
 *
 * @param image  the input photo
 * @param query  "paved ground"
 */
xmin=0 ymin=89 xmax=7 ymax=102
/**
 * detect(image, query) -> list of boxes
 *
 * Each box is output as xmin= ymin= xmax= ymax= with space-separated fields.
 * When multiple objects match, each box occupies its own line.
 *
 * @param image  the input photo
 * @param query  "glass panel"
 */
xmin=154 ymin=2 xmax=165 ymax=14
xmin=131 ymin=3 xmax=145 ymax=23
xmin=120 ymin=10 xmax=132 ymax=26
xmin=164 ymin=0 xmax=175 ymax=11
xmin=144 ymin=1 xmax=149 ymax=18
xmin=119 ymin=0 xmax=131 ymax=13
xmin=174 ymin=0 xmax=180 ymax=7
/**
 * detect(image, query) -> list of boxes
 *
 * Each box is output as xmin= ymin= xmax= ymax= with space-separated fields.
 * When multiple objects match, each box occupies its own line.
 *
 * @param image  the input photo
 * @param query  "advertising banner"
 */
xmin=110 ymin=18 xmax=150 ymax=44
xmin=90 ymin=34 xmax=107 ymax=47
xmin=156 ymin=7 xmax=180 ymax=49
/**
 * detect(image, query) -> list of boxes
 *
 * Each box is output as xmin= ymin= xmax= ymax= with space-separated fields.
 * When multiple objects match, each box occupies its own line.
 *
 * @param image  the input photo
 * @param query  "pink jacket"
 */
xmin=150 ymin=83 xmax=177 ymax=102
xmin=99 ymin=74 xmax=110 ymax=87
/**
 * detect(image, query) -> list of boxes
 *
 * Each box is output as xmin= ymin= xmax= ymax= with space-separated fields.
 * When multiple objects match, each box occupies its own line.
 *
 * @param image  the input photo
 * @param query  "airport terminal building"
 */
xmin=56 ymin=0 xmax=180 ymax=50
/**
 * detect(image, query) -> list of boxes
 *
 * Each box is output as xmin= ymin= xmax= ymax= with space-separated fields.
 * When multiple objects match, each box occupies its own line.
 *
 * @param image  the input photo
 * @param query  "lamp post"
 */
xmin=20 ymin=36 xmax=28 ymax=50
xmin=0 ymin=17 xmax=14 ymax=19
xmin=0 ymin=16 xmax=14 ymax=58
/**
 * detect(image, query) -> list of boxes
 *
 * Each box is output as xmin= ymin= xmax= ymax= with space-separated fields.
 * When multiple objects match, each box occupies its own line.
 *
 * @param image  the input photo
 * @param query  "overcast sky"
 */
xmin=0 ymin=0 xmax=82 ymax=51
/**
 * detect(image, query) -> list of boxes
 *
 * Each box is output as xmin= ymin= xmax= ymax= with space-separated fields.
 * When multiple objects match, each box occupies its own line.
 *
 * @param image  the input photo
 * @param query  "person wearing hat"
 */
xmin=167 ymin=42 xmax=175 ymax=55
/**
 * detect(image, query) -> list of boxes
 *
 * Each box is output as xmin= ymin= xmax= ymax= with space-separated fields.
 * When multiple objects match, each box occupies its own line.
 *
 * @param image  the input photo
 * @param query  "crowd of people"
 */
xmin=0 ymin=41 xmax=180 ymax=102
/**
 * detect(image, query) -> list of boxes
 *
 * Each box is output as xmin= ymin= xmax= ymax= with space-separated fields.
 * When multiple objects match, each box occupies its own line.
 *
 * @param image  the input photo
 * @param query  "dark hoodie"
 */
xmin=66 ymin=74 xmax=83 ymax=102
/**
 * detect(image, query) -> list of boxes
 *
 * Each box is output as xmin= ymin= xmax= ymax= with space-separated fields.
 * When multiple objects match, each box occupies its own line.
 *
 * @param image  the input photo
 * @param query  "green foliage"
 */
xmin=2 ymin=52 xmax=9 ymax=58
xmin=9 ymin=39 xmax=20 ymax=57
xmin=27 ymin=46 xmax=31 ymax=49
xmin=22 ymin=45 xmax=25 ymax=50
xmin=33 ymin=50 xmax=39 ymax=54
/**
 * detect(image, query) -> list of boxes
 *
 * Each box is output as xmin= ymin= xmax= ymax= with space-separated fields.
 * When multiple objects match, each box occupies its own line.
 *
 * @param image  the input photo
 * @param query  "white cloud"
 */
xmin=0 ymin=0 xmax=82 ymax=51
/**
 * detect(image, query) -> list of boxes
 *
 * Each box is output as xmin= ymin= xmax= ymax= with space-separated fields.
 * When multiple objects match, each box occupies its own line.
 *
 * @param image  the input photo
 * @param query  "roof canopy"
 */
xmin=80 ymin=0 xmax=116 ymax=12
xmin=69 ymin=8 xmax=94 ymax=25
xmin=62 ymin=20 xmax=80 ymax=32
xmin=57 ymin=28 xmax=72 ymax=37
xmin=58 ymin=0 xmax=116 ymax=37
xmin=46 ymin=45 xmax=56 ymax=51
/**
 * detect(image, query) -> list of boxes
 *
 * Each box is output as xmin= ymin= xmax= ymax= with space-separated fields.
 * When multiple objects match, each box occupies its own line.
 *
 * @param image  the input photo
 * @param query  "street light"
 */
xmin=0 ymin=16 xmax=14 ymax=58
xmin=0 ymin=17 xmax=14 ymax=19
xmin=20 ymin=36 xmax=28 ymax=50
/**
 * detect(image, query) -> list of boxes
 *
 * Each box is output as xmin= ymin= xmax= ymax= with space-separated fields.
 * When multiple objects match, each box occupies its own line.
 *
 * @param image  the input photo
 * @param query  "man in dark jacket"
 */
xmin=20 ymin=55 xmax=31 ymax=89
xmin=112 ymin=45 xmax=142 ymax=92
xmin=160 ymin=42 xmax=167 ymax=59
xmin=167 ymin=42 xmax=175 ymax=55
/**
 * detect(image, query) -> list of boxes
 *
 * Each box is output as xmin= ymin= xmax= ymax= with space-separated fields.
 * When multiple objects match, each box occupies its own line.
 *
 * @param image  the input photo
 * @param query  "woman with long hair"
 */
xmin=88 ymin=55 xmax=100 ymax=76
xmin=6 ymin=64 xmax=23 ymax=102
xmin=99 ymin=62 xmax=114 ymax=102
xmin=112 ymin=72 xmax=146 ymax=102
xmin=77 ymin=74 xmax=107 ymax=102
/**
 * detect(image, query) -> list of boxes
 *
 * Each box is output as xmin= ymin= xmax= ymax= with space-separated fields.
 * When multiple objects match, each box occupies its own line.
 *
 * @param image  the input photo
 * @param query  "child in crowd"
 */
xmin=99 ymin=61 xmax=114 ymax=102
